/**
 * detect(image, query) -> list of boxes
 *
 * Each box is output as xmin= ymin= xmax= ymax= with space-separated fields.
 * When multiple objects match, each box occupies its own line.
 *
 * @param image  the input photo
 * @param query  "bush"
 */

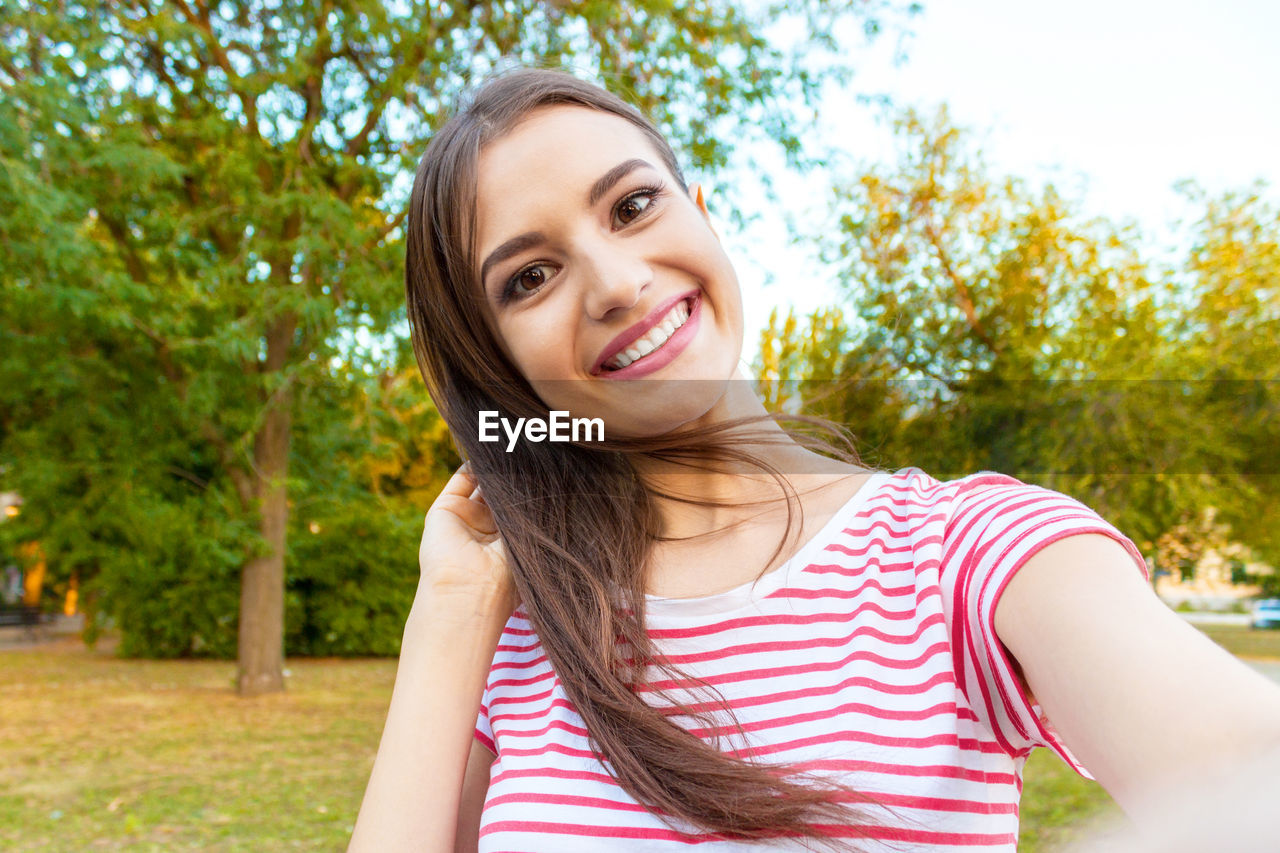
xmin=95 ymin=487 xmax=420 ymax=659
xmin=99 ymin=494 xmax=248 ymax=659
xmin=285 ymin=501 xmax=420 ymax=657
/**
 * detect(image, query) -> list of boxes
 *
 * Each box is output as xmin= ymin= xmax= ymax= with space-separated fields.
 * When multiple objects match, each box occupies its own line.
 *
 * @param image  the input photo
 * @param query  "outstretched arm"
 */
xmin=995 ymin=533 xmax=1280 ymax=850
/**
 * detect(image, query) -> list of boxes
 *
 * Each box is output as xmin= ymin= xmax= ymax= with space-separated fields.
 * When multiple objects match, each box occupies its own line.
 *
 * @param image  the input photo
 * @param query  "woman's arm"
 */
xmin=348 ymin=593 xmax=507 ymax=852
xmin=994 ymin=533 xmax=1280 ymax=846
xmin=349 ymin=465 xmax=515 ymax=853
xmin=455 ymin=738 xmax=498 ymax=853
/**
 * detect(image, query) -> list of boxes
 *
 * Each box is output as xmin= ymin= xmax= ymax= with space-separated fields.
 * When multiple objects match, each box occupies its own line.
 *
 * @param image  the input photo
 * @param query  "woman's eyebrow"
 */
xmin=587 ymin=158 xmax=653 ymax=206
xmin=480 ymin=230 xmax=546 ymax=289
xmin=479 ymin=159 xmax=656 ymax=290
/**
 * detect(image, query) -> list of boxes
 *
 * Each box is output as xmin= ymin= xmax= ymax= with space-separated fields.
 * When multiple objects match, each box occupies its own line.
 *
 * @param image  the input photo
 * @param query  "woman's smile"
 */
xmin=593 ymin=292 xmax=699 ymax=377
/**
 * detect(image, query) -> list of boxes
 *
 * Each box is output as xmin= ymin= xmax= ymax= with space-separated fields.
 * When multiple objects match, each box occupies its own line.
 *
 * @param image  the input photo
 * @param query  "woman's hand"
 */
xmin=416 ymin=462 xmax=517 ymax=623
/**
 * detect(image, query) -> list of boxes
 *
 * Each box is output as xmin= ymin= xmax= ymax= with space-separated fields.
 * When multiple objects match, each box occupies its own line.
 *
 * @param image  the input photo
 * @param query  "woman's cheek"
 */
xmin=511 ymin=323 xmax=571 ymax=381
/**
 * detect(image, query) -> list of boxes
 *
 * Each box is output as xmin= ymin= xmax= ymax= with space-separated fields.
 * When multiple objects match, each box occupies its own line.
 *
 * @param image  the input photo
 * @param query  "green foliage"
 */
xmin=285 ymin=500 xmax=421 ymax=657
xmin=1 ymin=0 xmax=917 ymax=659
xmin=755 ymin=305 xmax=910 ymax=470
xmin=760 ymin=107 xmax=1280 ymax=570
xmin=1173 ymin=186 xmax=1280 ymax=566
xmin=281 ymin=362 xmax=454 ymax=657
xmin=827 ymin=107 xmax=1154 ymax=386
xmin=101 ymin=494 xmax=250 ymax=659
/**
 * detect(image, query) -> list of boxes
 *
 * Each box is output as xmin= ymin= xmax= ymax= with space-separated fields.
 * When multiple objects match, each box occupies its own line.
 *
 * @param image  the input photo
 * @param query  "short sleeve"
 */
xmin=475 ymin=692 xmax=496 ymax=755
xmin=940 ymin=472 xmax=1150 ymax=778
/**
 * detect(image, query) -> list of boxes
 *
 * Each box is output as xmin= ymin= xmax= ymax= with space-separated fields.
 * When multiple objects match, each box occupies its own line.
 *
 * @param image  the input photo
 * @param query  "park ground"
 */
xmin=2 ymin=625 xmax=1278 ymax=852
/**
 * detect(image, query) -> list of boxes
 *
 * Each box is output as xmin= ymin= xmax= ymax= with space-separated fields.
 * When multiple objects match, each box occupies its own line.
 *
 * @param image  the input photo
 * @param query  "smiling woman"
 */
xmin=348 ymin=68 xmax=1280 ymax=853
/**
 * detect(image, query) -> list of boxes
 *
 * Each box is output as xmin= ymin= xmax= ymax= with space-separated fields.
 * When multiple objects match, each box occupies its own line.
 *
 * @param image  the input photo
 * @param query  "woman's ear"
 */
xmin=689 ymin=183 xmax=719 ymax=241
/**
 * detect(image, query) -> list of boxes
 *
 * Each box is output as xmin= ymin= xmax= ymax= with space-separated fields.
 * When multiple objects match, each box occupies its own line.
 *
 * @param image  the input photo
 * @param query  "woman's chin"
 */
xmin=600 ymin=379 xmax=739 ymax=440
xmin=532 ymin=347 xmax=743 ymax=440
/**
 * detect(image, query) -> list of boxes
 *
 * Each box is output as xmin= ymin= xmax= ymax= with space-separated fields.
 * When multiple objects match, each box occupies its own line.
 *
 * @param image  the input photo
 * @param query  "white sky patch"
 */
xmin=725 ymin=0 xmax=1280 ymax=364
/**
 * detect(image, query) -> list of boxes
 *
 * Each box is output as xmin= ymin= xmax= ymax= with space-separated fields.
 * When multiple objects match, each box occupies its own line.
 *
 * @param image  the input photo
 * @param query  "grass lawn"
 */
xmin=5 ymin=623 xmax=1273 ymax=851
xmin=1194 ymin=623 xmax=1280 ymax=660
xmin=1 ymin=638 xmax=394 ymax=851
xmin=1017 ymin=751 xmax=1122 ymax=853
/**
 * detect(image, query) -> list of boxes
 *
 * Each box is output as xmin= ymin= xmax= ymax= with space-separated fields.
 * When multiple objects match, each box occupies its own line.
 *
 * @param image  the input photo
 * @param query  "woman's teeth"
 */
xmin=605 ymin=299 xmax=691 ymax=370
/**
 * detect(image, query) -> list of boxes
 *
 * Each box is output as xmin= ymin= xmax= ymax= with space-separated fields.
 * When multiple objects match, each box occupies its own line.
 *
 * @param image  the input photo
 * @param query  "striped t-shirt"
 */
xmin=473 ymin=467 xmax=1148 ymax=851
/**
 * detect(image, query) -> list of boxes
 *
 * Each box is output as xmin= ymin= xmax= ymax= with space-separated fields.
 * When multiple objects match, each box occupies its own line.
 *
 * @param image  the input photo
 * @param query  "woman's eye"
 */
xmin=516 ymin=265 xmax=551 ymax=292
xmin=504 ymin=263 xmax=554 ymax=301
xmin=612 ymin=190 xmax=657 ymax=228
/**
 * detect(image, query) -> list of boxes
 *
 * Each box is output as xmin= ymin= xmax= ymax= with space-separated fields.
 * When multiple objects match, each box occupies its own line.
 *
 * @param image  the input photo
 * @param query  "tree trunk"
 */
xmin=237 ymin=316 xmax=296 ymax=696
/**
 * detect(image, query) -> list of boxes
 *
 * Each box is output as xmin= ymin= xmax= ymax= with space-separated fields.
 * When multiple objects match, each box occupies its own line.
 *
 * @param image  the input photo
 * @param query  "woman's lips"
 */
xmin=593 ymin=289 xmax=698 ymax=374
xmin=594 ymin=293 xmax=701 ymax=379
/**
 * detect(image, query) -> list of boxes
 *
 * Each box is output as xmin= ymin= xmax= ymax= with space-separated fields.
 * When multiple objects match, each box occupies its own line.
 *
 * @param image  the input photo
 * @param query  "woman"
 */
xmin=350 ymin=68 xmax=1280 ymax=852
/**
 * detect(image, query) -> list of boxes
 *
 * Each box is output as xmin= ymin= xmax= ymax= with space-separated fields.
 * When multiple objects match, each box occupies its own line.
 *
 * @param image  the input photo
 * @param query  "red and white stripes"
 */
xmin=471 ymin=468 xmax=1147 ymax=851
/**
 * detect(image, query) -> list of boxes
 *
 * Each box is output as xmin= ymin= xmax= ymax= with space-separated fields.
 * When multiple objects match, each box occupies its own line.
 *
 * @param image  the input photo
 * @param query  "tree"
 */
xmin=754 ymin=305 xmax=910 ymax=470
xmin=778 ymin=106 xmax=1277 ymax=568
xmin=821 ymin=106 xmax=1181 ymax=501
xmin=1173 ymin=185 xmax=1280 ymax=568
xmin=0 ymin=0 xmax=917 ymax=692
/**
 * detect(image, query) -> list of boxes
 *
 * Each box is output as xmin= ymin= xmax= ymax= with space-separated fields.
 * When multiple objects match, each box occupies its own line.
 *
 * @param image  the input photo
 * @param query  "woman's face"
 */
xmin=473 ymin=105 xmax=744 ymax=437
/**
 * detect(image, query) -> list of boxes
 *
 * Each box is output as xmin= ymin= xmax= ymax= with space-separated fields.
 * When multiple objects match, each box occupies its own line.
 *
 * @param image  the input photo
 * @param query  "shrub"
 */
xmin=285 ymin=501 xmax=420 ymax=657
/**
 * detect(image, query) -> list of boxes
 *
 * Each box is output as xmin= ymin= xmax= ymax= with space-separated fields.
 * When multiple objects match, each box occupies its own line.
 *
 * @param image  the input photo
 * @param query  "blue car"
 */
xmin=1250 ymin=599 xmax=1280 ymax=630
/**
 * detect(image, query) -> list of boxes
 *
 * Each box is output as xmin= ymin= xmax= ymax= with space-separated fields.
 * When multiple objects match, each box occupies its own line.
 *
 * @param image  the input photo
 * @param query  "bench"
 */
xmin=0 ymin=605 xmax=49 ymax=639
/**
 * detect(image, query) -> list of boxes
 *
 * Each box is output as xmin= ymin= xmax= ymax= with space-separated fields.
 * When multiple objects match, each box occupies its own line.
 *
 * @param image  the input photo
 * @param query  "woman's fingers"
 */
xmin=417 ymin=464 xmax=512 ymax=608
xmin=435 ymin=461 xmax=477 ymax=501
xmin=426 ymin=464 xmax=498 ymax=537
xmin=451 ymin=497 xmax=498 ymax=536
xmin=431 ymin=494 xmax=498 ymax=536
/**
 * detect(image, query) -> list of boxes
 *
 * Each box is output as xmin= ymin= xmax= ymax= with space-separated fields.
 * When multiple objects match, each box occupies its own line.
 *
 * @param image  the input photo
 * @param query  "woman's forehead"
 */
xmin=477 ymin=106 xmax=665 ymax=207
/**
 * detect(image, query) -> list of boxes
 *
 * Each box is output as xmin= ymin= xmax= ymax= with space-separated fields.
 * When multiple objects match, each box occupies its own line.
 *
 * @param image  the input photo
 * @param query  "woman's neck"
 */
xmin=630 ymin=371 xmax=863 ymax=543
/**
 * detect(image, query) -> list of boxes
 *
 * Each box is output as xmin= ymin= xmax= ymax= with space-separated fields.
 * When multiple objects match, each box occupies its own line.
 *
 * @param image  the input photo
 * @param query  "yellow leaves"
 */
xmin=754 ymin=305 xmax=854 ymax=414
xmin=353 ymin=367 xmax=455 ymax=503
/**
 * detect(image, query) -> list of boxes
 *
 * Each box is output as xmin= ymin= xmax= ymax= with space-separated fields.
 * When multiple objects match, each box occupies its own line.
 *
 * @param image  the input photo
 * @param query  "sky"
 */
xmin=723 ymin=0 xmax=1280 ymax=364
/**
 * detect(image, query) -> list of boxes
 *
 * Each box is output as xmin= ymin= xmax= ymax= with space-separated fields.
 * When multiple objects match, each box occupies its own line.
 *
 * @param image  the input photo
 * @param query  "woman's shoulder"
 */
xmin=868 ymin=465 xmax=1072 ymax=506
xmin=830 ymin=466 xmax=1097 ymax=540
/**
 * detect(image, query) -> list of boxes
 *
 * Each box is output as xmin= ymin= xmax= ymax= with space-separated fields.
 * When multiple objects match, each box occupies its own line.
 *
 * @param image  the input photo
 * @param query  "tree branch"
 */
xmin=201 ymin=421 xmax=255 ymax=510
xmin=342 ymin=97 xmax=386 ymax=161
xmin=336 ymin=44 xmax=395 ymax=166
xmin=170 ymin=0 xmax=260 ymax=138
xmin=0 ymin=54 xmax=25 ymax=87
xmin=166 ymin=465 xmax=210 ymax=490
xmin=336 ymin=39 xmax=430 ymax=199
xmin=97 ymin=208 xmax=198 ymax=391
xmin=126 ymin=317 xmax=187 ymax=386
xmin=363 ymin=207 xmax=408 ymax=252
xmin=922 ymin=218 xmax=999 ymax=355
xmin=98 ymin=212 xmax=150 ymax=287
xmin=140 ymin=39 xmax=199 ymax=120
xmin=297 ymin=1 xmax=335 ymax=166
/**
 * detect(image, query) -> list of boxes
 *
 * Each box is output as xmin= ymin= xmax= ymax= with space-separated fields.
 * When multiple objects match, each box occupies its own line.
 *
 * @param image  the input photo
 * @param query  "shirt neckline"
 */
xmin=643 ymin=470 xmax=893 ymax=620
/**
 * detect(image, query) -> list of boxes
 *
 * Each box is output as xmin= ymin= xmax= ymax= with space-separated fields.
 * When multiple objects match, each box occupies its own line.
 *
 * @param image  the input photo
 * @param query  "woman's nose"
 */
xmin=581 ymin=244 xmax=652 ymax=321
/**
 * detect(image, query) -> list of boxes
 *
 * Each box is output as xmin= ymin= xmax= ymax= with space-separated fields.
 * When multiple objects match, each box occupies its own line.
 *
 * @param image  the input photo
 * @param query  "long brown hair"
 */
xmin=406 ymin=67 xmax=886 ymax=845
